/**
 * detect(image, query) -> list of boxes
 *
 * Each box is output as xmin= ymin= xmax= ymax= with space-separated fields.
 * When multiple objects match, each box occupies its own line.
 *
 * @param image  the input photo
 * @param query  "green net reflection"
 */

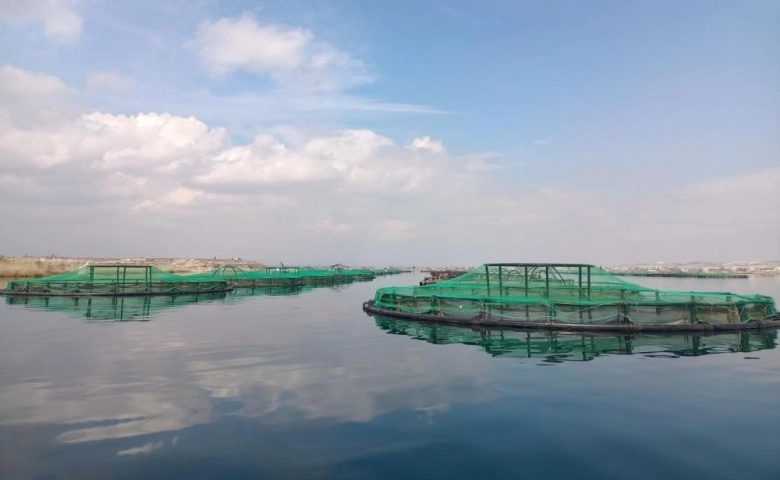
xmin=3 ymin=264 xmax=230 ymax=296
xmin=371 ymin=263 xmax=778 ymax=327
xmin=3 ymin=286 xmax=307 ymax=321
xmin=4 ymin=292 xmax=227 ymax=321
xmin=374 ymin=316 xmax=777 ymax=362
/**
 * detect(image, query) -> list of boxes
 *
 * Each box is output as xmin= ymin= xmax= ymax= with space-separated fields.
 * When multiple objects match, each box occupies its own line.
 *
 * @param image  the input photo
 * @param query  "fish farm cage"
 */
xmin=265 ymin=266 xmax=376 ymax=283
xmin=188 ymin=265 xmax=377 ymax=288
xmin=187 ymin=265 xmax=307 ymax=288
xmin=1 ymin=264 xmax=231 ymax=296
xmin=363 ymin=263 xmax=780 ymax=333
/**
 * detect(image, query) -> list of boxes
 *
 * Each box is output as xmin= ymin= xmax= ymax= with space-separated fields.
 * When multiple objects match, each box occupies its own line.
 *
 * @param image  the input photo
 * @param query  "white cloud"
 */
xmin=0 ymin=64 xmax=73 ymax=127
xmin=0 ymin=0 xmax=83 ymax=43
xmin=0 ymin=64 xmax=68 ymax=99
xmin=191 ymin=14 xmax=374 ymax=92
xmin=409 ymin=136 xmax=445 ymax=153
xmin=193 ymin=15 xmax=311 ymax=73
xmin=195 ymin=129 xmax=439 ymax=193
xmin=132 ymin=187 xmax=203 ymax=211
xmin=1 ymin=67 xmax=777 ymax=264
xmin=0 ymin=112 xmax=228 ymax=169
xmin=375 ymin=219 xmax=414 ymax=240
xmin=117 ymin=441 xmax=164 ymax=456
xmin=100 ymin=173 xmax=149 ymax=197
xmin=86 ymin=70 xmax=137 ymax=93
xmin=309 ymin=217 xmax=352 ymax=235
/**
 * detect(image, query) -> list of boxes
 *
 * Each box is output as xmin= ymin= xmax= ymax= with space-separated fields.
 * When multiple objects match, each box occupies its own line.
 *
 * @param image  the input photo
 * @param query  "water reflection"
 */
xmin=3 ymin=286 xmax=306 ymax=321
xmin=374 ymin=316 xmax=777 ymax=363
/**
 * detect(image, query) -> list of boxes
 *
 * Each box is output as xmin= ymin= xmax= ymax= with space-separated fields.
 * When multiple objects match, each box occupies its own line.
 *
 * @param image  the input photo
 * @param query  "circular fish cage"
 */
xmin=363 ymin=263 xmax=780 ymax=333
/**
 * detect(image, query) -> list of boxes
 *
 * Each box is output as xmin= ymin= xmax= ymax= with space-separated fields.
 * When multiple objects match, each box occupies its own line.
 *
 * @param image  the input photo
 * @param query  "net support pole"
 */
xmin=485 ymin=265 xmax=491 ymax=296
xmin=545 ymin=266 xmax=550 ymax=298
xmin=524 ymin=266 xmax=529 ymax=297
xmin=587 ymin=266 xmax=591 ymax=298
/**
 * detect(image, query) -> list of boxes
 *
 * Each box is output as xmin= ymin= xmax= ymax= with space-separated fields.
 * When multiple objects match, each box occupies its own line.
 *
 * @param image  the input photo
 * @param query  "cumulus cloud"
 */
xmin=191 ymin=14 xmax=374 ymax=92
xmin=309 ymin=217 xmax=352 ymax=235
xmin=86 ymin=70 xmax=137 ymax=93
xmin=132 ymin=187 xmax=204 ymax=211
xmin=195 ymin=129 xmax=438 ymax=193
xmin=1 ymin=66 xmax=777 ymax=264
xmin=0 ymin=64 xmax=73 ymax=126
xmin=0 ymin=64 xmax=68 ymax=99
xmin=409 ymin=136 xmax=445 ymax=153
xmin=0 ymin=0 xmax=83 ymax=43
xmin=100 ymin=172 xmax=149 ymax=197
xmin=375 ymin=220 xmax=414 ymax=240
xmin=0 ymin=112 xmax=228 ymax=170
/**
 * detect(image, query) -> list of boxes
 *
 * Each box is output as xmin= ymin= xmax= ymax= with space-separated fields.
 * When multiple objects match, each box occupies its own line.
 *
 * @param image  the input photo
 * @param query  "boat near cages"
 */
xmin=1 ymin=264 xmax=232 ymax=297
xmin=363 ymin=263 xmax=780 ymax=333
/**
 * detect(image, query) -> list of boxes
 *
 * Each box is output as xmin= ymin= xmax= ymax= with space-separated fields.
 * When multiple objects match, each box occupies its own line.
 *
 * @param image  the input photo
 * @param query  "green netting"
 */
xmin=371 ymin=268 xmax=405 ymax=276
xmin=187 ymin=266 xmax=306 ymax=288
xmin=3 ymin=264 xmax=230 ymax=296
xmin=374 ymin=316 xmax=777 ymax=360
xmin=372 ymin=263 xmax=778 ymax=326
xmin=187 ymin=265 xmax=375 ymax=287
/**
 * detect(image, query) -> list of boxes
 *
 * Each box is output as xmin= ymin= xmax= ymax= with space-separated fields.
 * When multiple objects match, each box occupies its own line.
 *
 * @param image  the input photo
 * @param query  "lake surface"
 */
xmin=1 ymin=273 xmax=779 ymax=479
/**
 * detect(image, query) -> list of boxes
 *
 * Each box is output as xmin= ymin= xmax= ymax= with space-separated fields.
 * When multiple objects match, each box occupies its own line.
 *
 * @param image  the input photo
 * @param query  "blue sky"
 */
xmin=0 ymin=0 xmax=778 ymax=265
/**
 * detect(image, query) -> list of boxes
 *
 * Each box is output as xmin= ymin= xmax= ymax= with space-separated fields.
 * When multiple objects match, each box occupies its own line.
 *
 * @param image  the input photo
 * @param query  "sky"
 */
xmin=0 ymin=0 xmax=777 ymax=266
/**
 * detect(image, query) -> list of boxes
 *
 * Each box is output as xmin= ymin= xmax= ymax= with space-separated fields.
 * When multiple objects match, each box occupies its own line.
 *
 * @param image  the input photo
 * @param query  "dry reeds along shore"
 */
xmin=0 ymin=256 xmax=268 ymax=279
xmin=0 ymin=257 xmax=79 ymax=278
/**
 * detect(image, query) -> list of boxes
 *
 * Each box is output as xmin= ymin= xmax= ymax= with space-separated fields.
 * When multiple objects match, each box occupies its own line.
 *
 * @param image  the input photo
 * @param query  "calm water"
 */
xmin=1 ymin=273 xmax=779 ymax=479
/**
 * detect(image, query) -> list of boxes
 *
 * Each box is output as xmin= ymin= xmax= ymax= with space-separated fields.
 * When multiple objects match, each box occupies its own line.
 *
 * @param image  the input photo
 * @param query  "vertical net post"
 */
xmin=524 ymin=266 xmax=529 ymax=298
xmin=545 ymin=265 xmax=550 ymax=298
xmin=689 ymin=295 xmax=697 ymax=323
xmin=587 ymin=266 xmax=591 ymax=299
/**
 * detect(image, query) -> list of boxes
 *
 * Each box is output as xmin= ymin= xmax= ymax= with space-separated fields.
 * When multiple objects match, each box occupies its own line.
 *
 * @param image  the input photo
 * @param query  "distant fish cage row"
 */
xmin=1 ymin=264 xmax=405 ymax=297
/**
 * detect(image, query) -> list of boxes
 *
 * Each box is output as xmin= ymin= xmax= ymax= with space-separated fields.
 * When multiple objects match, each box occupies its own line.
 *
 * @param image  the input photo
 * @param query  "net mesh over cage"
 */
xmin=186 ymin=265 xmax=375 ymax=288
xmin=366 ymin=263 xmax=778 ymax=330
xmin=3 ymin=264 xmax=231 ymax=296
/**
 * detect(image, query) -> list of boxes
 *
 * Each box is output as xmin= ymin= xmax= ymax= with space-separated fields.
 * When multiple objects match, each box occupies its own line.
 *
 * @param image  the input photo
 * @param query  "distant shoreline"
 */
xmin=613 ymin=272 xmax=749 ymax=279
xmin=0 ymin=256 xmax=265 ymax=280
